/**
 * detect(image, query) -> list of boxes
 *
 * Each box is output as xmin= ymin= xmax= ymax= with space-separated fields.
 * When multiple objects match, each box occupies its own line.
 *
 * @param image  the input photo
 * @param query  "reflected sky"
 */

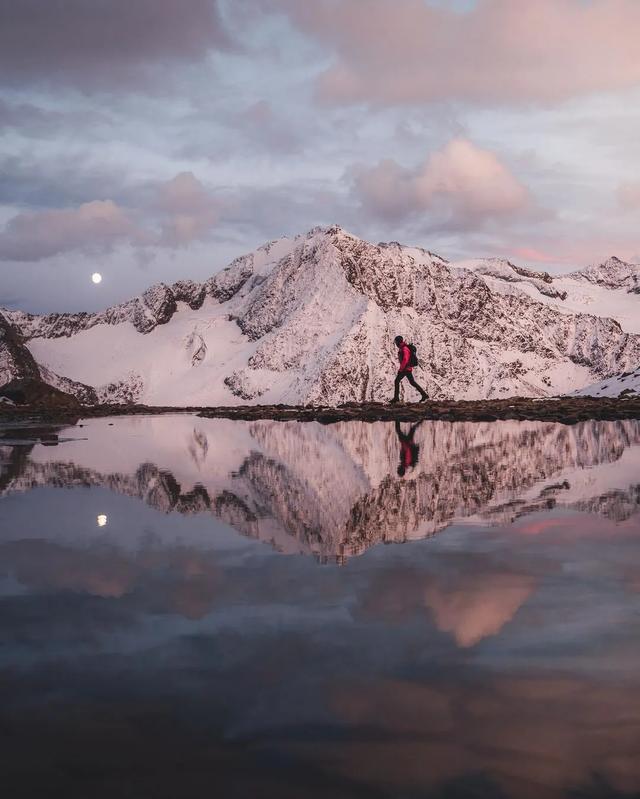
xmin=1 ymin=415 xmax=640 ymax=798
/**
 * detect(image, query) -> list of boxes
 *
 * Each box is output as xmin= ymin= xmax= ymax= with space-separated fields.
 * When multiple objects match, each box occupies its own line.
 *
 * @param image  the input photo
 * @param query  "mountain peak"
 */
xmin=570 ymin=255 xmax=640 ymax=291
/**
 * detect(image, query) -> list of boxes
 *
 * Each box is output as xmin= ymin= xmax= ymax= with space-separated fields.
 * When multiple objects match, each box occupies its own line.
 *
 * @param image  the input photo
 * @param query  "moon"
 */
xmin=92 ymin=272 xmax=102 ymax=284
xmin=97 ymin=514 xmax=108 ymax=527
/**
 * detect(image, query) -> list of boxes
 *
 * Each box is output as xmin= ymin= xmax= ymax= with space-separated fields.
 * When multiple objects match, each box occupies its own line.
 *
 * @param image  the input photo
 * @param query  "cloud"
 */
xmin=511 ymin=246 xmax=562 ymax=265
xmin=326 ymin=673 xmax=640 ymax=796
xmin=618 ymin=181 xmax=640 ymax=211
xmin=352 ymin=138 xmax=531 ymax=228
xmin=0 ymin=0 xmax=230 ymax=90
xmin=236 ymin=100 xmax=302 ymax=153
xmin=423 ymin=572 xmax=536 ymax=648
xmin=0 ymin=200 xmax=144 ymax=262
xmin=0 ymin=99 xmax=107 ymax=138
xmin=154 ymin=172 xmax=220 ymax=247
xmin=0 ymin=539 xmax=224 ymax=620
xmin=273 ymin=0 xmax=640 ymax=106
xmin=0 ymin=153 xmax=133 ymax=210
xmin=0 ymin=172 xmax=222 ymax=261
xmin=354 ymin=562 xmax=535 ymax=649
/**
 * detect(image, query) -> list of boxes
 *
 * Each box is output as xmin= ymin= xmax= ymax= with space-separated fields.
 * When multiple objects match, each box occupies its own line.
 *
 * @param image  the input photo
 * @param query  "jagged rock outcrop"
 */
xmin=6 ymin=280 xmax=203 ymax=341
xmin=0 ymin=310 xmax=40 ymax=384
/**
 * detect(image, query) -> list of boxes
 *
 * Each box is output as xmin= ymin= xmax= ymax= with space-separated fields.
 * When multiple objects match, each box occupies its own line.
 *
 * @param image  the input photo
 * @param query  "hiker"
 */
xmin=391 ymin=335 xmax=428 ymax=403
xmin=395 ymin=420 xmax=422 ymax=477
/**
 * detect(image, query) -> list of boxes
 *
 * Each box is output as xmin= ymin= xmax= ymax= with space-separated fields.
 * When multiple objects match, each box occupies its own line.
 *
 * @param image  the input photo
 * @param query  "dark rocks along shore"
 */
xmin=1 ymin=396 xmax=640 ymax=426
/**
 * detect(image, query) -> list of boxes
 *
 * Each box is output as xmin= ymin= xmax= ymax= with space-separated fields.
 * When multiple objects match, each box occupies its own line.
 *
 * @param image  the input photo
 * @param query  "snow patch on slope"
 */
xmin=571 ymin=366 xmax=640 ymax=398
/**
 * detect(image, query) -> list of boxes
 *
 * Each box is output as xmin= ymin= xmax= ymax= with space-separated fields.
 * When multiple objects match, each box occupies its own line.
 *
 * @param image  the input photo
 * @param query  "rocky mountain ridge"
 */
xmin=569 ymin=256 xmax=640 ymax=293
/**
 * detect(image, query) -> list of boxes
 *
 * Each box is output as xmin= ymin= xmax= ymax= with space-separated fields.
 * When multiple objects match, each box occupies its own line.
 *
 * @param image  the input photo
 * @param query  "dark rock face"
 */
xmin=0 ymin=378 xmax=79 ymax=407
xmin=205 ymin=254 xmax=254 ymax=303
xmin=0 ymin=311 xmax=41 ymax=384
xmin=171 ymin=280 xmax=206 ymax=310
xmin=508 ymin=260 xmax=553 ymax=284
xmin=141 ymin=284 xmax=177 ymax=327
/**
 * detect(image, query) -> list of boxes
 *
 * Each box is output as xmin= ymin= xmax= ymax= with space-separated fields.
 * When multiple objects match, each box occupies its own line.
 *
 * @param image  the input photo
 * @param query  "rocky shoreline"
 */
xmin=1 ymin=395 xmax=640 ymax=426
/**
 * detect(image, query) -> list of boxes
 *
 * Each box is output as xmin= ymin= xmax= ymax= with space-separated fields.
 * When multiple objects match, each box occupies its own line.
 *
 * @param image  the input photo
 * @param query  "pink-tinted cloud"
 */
xmin=507 ymin=232 xmax=640 ymax=272
xmin=353 ymin=138 xmax=531 ymax=227
xmin=0 ymin=200 xmax=144 ymax=262
xmin=155 ymin=172 xmax=219 ymax=247
xmin=511 ymin=247 xmax=563 ymax=265
xmin=0 ymin=172 xmax=221 ymax=261
xmin=424 ymin=572 xmax=536 ymax=648
xmin=274 ymin=0 xmax=640 ymax=106
xmin=618 ymin=181 xmax=640 ymax=211
xmin=325 ymin=673 xmax=640 ymax=796
xmin=0 ymin=0 xmax=230 ymax=90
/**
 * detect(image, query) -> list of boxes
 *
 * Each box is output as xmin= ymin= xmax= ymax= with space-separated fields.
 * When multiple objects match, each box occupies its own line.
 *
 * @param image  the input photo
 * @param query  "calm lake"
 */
xmin=1 ymin=415 xmax=640 ymax=798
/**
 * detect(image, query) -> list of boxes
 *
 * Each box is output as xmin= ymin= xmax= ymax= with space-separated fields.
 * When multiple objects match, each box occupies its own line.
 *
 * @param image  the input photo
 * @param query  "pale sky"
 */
xmin=1 ymin=0 xmax=639 ymax=312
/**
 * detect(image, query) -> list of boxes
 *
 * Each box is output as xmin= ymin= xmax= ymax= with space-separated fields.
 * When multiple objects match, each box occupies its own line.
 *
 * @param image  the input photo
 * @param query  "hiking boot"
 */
xmin=390 ymin=398 xmax=400 ymax=404
xmin=419 ymin=394 xmax=428 ymax=403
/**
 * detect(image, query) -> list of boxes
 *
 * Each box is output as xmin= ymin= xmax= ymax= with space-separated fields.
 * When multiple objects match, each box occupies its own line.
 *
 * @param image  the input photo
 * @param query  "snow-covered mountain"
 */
xmin=2 ymin=226 xmax=639 ymax=405
xmin=2 ymin=416 xmax=640 ymax=561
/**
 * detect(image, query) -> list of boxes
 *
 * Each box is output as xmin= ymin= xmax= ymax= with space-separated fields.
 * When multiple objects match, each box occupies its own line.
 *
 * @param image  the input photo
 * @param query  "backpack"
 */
xmin=408 ymin=343 xmax=419 ymax=368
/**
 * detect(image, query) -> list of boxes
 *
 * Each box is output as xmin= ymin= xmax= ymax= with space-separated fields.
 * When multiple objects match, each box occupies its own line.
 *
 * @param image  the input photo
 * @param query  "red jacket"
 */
xmin=398 ymin=342 xmax=412 ymax=372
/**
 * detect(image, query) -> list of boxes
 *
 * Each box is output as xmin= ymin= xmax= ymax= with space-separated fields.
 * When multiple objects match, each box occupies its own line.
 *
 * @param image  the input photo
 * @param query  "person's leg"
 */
xmin=406 ymin=372 xmax=428 ymax=400
xmin=392 ymin=372 xmax=404 ymax=402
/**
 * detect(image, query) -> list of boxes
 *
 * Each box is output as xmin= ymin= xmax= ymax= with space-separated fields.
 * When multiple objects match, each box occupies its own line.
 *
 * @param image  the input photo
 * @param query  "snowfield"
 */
xmin=2 ymin=226 xmax=639 ymax=405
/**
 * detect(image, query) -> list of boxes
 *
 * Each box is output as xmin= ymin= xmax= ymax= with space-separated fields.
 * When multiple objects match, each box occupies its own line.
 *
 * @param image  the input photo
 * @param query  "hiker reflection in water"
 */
xmin=395 ymin=420 xmax=423 ymax=477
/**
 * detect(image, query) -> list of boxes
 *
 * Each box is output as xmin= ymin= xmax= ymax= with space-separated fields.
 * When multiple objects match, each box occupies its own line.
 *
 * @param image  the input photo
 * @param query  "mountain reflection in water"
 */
xmin=1 ymin=415 xmax=640 ymax=798
xmin=2 ymin=415 xmax=640 ymax=561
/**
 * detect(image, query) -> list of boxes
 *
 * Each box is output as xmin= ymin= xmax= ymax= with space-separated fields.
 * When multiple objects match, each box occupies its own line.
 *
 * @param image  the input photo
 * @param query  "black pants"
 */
xmin=394 ymin=370 xmax=427 ymax=401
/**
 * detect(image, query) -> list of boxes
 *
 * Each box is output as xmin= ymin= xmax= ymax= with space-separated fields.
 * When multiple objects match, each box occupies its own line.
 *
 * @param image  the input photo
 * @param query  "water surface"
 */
xmin=1 ymin=415 xmax=640 ymax=798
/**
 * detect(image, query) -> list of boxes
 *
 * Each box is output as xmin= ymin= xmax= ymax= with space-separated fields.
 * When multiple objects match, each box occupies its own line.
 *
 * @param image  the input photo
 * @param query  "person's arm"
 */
xmin=399 ymin=345 xmax=410 ymax=371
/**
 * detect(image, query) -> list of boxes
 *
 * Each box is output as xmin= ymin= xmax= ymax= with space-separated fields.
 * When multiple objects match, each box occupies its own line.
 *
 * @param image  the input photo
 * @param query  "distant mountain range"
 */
xmin=1 ymin=226 xmax=639 ymax=405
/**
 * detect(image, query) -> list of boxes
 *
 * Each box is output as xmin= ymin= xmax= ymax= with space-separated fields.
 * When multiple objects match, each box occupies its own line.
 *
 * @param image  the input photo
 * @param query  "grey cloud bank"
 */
xmin=0 ymin=0 xmax=230 ymax=90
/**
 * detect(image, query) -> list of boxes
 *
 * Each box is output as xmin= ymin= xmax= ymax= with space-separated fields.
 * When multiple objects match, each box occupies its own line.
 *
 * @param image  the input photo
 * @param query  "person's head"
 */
xmin=397 ymin=464 xmax=406 ymax=477
xmin=394 ymin=335 xmax=404 ymax=348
